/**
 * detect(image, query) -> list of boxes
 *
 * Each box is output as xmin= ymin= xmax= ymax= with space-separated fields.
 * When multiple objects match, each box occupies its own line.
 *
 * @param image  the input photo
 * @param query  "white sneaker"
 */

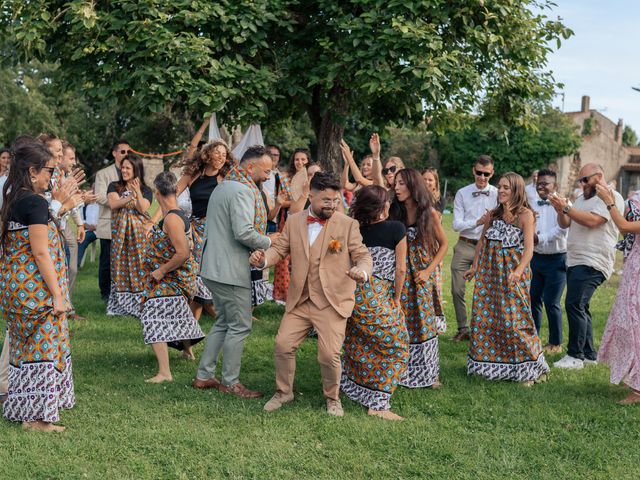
xmin=583 ymin=359 xmax=598 ymax=366
xmin=554 ymin=355 xmax=584 ymax=370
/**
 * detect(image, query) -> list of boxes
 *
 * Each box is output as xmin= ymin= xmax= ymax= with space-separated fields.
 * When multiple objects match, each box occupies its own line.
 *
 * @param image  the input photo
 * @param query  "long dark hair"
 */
xmin=489 ymin=172 xmax=532 ymax=224
xmin=113 ymin=154 xmax=147 ymax=195
xmin=350 ymin=185 xmax=389 ymax=226
xmin=287 ymin=148 xmax=311 ymax=178
xmin=389 ymin=168 xmax=438 ymax=255
xmin=182 ymin=140 xmax=234 ymax=179
xmin=1 ymin=141 xmax=53 ymax=247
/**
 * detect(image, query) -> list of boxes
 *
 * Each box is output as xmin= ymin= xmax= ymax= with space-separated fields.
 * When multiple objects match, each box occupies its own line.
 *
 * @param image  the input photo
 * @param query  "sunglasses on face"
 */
xmin=578 ymin=172 xmax=599 ymax=184
xmin=119 ymin=149 xmax=130 ymax=155
xmin=474 ymin=170 xmax=492 ymax=178
xmin=382 ymin=165 xmax=397 ymax=175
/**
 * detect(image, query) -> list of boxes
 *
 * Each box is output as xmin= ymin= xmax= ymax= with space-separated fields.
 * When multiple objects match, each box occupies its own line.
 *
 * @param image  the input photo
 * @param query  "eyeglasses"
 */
xmin=536 ymin=181 xmax=554 ymax=187
xmin=578 ymin=172 xmax=599 ymax=184
xmin=382 ymin=165 xmax=397 ymax=175
xmin=474 ymin=170 xmax=492 ymax=178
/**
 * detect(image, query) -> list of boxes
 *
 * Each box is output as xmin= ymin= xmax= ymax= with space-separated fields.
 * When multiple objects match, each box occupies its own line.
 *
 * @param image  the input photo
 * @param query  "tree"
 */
xmin=1 ymin=1 xmax=572 ymax=173
xmin=622 ymin=125 xmax=639 ymax=146
xmin=433 ymin=108 xmax=582 ymax=194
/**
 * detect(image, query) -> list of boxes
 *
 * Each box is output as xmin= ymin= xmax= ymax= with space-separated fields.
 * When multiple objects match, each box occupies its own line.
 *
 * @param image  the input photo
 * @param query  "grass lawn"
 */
xmin=2 ymin=216 xmax=639 ymax=479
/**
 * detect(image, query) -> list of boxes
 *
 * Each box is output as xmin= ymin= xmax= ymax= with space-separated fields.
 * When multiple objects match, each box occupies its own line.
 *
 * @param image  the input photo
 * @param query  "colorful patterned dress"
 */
xmin=467 ymin=218 xmax=549 ymax=381
xmin=107 ymin=183 xmax=152 ymax=317
xmin=272 ymin=175 xmax=292 ymax=303
xmin=251 ymin=189 xmax=273 ymax=307
xmin=189 ymin=174 xmax=218 ymax=305
xmin=399 ymin=225 xmax=444 ymax=388
xmin=341 ymin=221 xmax=409 ymax=410
xmin=140 ymin=210 xmax=204 ymax=349
xmin=0 ymin=193 xmax=75 ymax=423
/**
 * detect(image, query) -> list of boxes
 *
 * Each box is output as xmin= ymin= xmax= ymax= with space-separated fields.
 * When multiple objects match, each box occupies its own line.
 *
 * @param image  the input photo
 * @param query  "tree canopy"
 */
xmin=1 ymin=1 xmax=572 ymax=172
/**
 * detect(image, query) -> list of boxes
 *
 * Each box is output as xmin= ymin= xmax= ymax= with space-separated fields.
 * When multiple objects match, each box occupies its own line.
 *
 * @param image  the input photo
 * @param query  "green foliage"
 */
xmin=622 ymin=125 xmax=639 ymax=146
xmin=582 ymin=117 xmax=593 ymax=136
xmin=434 ymin=109 xmax=582 ymax=194
xmin=0 ymin=1 xmax=573 ymax=173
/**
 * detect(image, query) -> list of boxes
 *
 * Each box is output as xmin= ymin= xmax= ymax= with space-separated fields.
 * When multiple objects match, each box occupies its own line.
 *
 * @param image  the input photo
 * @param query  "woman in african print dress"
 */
xmin=140 ymin=172 xmax=204 ymax=383
xmin=390 ymin=169 xmax=448 ymax=388
xmin=342 ymin=186 xmax=409 ymax=421
xmin=0 ymin=142 xmax=74 ymax=432
xmin=107 ymin=154 xmax=153 ymax=317
xmin=464 ymin=172 xmax=549 ymax=384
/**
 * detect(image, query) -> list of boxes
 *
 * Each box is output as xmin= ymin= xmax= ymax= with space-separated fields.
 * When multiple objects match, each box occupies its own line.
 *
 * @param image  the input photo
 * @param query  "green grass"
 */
xmin=2 ymin=217 xmax=639 ymax=479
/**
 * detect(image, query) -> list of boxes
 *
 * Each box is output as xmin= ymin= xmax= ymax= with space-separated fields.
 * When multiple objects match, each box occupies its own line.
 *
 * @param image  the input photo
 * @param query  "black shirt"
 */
xmin=107 ymin=182 xmax=153 ymax=204
xmin=10 ymin=192 xmax=49 ymax=225
xmin=359 ymin=220 xmax=406 ymax=250
xmin=159 ymin=209 xmax=190 ymax=232
xmin=190 ymin=174 xmax=218 ymax=218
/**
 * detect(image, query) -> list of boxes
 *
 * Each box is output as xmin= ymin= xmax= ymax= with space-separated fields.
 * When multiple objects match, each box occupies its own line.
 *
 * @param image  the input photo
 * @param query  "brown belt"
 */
xmin=459 ymin=236 xmax=478 ymax=246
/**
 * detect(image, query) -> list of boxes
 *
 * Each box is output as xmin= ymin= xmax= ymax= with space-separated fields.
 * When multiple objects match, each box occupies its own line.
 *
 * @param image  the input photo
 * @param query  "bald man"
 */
xmin=549 ymin=163 xmax=624 ymax=370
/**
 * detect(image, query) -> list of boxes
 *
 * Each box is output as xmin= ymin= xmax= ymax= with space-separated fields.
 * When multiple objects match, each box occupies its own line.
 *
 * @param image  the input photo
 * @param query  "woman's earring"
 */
xmin=31 ymin=177 xmax=37 ymax=183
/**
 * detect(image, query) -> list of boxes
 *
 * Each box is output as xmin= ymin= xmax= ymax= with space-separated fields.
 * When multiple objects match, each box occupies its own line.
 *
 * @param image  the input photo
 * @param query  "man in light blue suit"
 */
xmin=192 ymin=145 xmax=273 ymax=398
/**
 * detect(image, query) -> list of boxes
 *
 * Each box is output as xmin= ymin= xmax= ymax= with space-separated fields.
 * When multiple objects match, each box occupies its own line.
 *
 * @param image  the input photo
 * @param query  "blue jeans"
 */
xmin=530 ymin=252 xmax=567 ymax=345
xmin=77 ymin=230 xmax=97 ymax=268
xmin=565 ymin=265 xmax=605 ymax=361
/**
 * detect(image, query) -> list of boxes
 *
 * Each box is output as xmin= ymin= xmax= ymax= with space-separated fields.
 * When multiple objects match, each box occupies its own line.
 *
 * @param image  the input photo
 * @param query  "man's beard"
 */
xmin=315 ymin=207 xmax=335 ymax=220
xmin=583 ymin=185 xmax=596 ymax=199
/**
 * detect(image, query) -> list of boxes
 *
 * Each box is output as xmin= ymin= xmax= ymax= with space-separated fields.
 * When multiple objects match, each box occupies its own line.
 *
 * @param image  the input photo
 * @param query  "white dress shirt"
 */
xmin=525 ymin=183 xmax=538 ymax=206
xmin=452 ymin=183 xmax=498 ymax=240
xmin=530 ymin=194 xmax=567 ymax=254
xmin=83 ymin=203 xmax=100 ymax=227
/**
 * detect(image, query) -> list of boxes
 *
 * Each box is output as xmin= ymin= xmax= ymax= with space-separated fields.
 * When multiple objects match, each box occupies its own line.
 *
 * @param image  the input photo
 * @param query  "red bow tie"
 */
xmin=307 ymin=216 xmax=326 ymax=226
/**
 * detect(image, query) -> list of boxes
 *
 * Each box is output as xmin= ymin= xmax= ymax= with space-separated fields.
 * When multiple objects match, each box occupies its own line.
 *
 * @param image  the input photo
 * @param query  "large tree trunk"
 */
xmin=308 ymin=86 xmax=347 ymax=176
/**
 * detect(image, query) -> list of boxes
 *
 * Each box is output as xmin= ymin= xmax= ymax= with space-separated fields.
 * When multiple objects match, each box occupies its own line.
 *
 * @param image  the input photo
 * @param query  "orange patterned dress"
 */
xmin=0 ymin=194 xmax=75 ymax=423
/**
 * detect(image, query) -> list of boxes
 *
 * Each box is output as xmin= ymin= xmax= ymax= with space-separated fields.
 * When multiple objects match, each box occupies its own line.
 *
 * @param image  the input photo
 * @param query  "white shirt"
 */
xmin=83 ymin=203 xmax=100 ymax=227
xmin=525 ymin=183 xmax=538 ymax=206
xmin=262 ymin=170 xmax=280 ymax=202
xmin=452 ymin=183 xmax=498 ymax=240
xmin=0 ymin=175 xmax=6 ymax=210
xmin=567 ymin=191 xmax=624 ymax=279
xmin=530 ymin=194 xmax=567 ymax=254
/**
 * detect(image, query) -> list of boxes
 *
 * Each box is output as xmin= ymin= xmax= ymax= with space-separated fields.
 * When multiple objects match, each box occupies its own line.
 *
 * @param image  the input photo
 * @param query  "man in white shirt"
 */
xmin=525 ymin=169 xmax=539 ymax=205
xmin=451 ymin=155 xmax=498 ymax=341
xmin=549 ymin=163 xmax=624 ymax=369
xmin=530 ymin=169 xmax=568 ymax=354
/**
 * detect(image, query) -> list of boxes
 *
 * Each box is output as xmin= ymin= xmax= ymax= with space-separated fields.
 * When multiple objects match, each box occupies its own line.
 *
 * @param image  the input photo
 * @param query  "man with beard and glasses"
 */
xmin=250 ymin=172 xmax=372 ymax=417
xmin=549 ymin=163 xmax=624 ymax=370
xmin=530 ymin=168 xmax=568 ymax=355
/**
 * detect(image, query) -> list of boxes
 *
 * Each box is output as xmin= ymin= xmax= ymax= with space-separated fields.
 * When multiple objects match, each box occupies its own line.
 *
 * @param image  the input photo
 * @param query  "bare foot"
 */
xmin=431 ymin=380 xmax=443 ymax=389
xmin=23 ymin=421 xmax=65 ymax=433
xmin=522 ymin=381 xmax=534 ymax=387
xmin=204 ymin=304 xmax=217 ymax=318
xmin=145 ymin=374 xmax=173 ymax=384
xmin=368 ymin=409 xmax=404 ymax=421
xmin=180 ymin=351 xmax=195 ymax=361
xmin=618 ymin=391 xmax=640 ymax=405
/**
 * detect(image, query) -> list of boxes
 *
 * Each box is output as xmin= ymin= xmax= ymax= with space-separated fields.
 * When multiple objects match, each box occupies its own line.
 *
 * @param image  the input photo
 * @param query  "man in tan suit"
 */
xmin=251 ymin=172 xmax=372 ymax=417
xmin=94 ymin=140 xmax=129 ymax=302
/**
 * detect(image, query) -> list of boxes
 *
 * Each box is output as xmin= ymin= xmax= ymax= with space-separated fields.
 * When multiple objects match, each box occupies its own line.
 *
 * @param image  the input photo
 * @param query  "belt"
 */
xmin=459 ymin=236 xmax=478 ymax=246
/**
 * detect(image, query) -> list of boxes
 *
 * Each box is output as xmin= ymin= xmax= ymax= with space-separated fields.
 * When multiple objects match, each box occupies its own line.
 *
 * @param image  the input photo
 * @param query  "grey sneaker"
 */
xmin=583 ymin=359 xmax=598 ymax=366
xmin=554 ymin=355 xmax=584 ymax=370
xmin=263 ymin=392 xmax=294 ymax=412
xmin=326 ymin=399 xmax=344 ymax=417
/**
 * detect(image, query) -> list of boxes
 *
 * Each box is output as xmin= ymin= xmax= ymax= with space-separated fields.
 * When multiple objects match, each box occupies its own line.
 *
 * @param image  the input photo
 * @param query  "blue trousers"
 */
xmin=77 ymin=230 xmax=97 ymax=268
xmin=565 ymin=265 xmax=605 ymax=361
xmin=530 ymin=252 xmax=567 ymax=345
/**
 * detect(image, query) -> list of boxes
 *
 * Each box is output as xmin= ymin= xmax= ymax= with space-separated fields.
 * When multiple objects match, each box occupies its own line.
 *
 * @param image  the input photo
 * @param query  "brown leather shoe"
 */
xmin=452 ymin=331 xmax=470 ymax=342
xmin=191 ymin=377 xmax=222 ymax=390
xmin=220 ymin=383 xmax=263 ymax=399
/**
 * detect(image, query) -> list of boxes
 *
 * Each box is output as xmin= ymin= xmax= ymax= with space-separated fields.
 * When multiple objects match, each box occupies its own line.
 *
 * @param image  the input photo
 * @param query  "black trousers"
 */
xmin=565 ymin=265 xmax=605 ymax=360
xmin=99 ymin=239 xmax=111 ymax=300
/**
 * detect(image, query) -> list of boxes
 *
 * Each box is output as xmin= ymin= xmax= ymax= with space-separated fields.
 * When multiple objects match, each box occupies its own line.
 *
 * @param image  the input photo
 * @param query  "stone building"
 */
xmin=553 ymin=95 xmax=638 ymax=197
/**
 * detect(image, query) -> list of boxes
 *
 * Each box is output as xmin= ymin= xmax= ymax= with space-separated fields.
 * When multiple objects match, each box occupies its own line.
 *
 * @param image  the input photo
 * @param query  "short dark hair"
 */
xmin=265 ymin=144 xmax=280 ymax=153
xmin=154 ymin=171 xmax=177 ymax=196
xmin=241 ymin=145 xmax=268 ymax=164
xmin=111 ymin=139 xmax=130 ymax=151
xmin=537 ymin=168 xmax=556 ymax=179
xmin=310 ymin=171 xmax=340 ymax=192
xmin=350 ymin=185 xmax=390 ymax=226
xmin=475 ymin=154 xmax=494 ymax=167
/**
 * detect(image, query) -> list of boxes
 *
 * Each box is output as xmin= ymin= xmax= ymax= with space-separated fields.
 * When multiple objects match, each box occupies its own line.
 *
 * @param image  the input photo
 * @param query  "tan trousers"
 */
xmin=0 ymin=334 xmax=9 ymax=394
xmin=450 ymin=239 xmax=477 ymax=332
xmin=274 ymin=300 xmax=346 ymax=401
xmin=63 ymin=222 xmax=78 ymax=290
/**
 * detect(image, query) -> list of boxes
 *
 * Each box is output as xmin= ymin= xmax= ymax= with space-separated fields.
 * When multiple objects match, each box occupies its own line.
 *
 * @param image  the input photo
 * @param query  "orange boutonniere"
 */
xmin=328 ymin=238 xmax=343 ymax=254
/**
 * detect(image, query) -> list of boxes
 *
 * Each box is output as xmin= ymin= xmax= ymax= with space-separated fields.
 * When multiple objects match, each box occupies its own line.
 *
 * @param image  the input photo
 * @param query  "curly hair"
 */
xmin=286 ymin=148 xmax=311 ymax=178
xmin=182 ymin=140 xmax=235 ymax=179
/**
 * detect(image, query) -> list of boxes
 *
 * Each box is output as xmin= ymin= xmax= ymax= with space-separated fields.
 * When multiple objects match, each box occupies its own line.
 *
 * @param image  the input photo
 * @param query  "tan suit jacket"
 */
xmin=265 ymin=210 xmax=372 ymax=318
xmin=94 ymin=163 xmax=120 ymax=240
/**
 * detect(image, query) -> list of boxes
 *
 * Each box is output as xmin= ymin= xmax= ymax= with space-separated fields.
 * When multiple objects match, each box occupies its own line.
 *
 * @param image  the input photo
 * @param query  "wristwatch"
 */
xmin=562 ymin=205 xmax=571 ymax=214
xmin=606 ymin=203 xmax=615 ymax=211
